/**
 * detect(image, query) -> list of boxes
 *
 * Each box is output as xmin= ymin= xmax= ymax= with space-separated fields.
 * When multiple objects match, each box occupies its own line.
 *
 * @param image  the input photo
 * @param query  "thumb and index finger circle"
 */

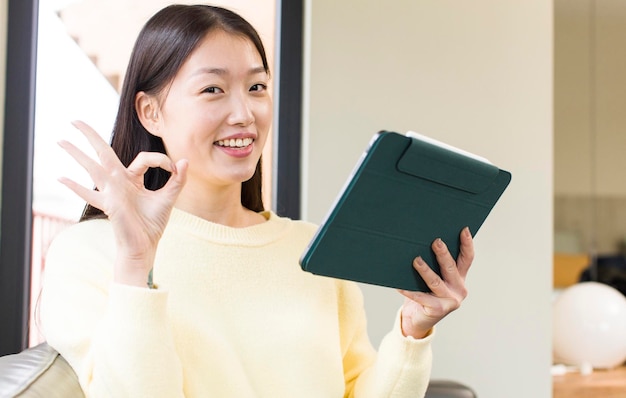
xmin=72 ymin=120 xmax=189 ymax=195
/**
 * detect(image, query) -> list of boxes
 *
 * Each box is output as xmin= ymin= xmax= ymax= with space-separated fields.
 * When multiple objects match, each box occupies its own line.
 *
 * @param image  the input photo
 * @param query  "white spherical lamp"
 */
xmin=553 ymin=281 xmax=626 ymax=369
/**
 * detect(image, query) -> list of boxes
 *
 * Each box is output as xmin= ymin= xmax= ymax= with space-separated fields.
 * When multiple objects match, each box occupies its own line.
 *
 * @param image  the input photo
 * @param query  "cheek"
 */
xmin=158 ymin=124 xmax=196 ymax=161
xmin=255 ymin=100 xmax=273 ymax=133
xmin=259 ymin=99 xmax=273 ymax=122
xmin=162 ymin=112 xmax=219 ymax=150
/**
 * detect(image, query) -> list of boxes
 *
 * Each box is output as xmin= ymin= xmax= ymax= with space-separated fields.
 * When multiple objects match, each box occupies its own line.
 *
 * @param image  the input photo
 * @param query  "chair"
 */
xmin=0 ymin=343 xmax=476 ymax=398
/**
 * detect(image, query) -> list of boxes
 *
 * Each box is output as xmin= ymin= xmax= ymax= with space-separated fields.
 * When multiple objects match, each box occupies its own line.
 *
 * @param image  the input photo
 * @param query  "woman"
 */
xmin=40 ymin=4 xmax=474 ymax=397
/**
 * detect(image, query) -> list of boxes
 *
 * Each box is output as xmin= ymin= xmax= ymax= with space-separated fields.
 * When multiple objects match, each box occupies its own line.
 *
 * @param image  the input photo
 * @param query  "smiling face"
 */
xmin=150 ymin=29 xmax=272 ymax=197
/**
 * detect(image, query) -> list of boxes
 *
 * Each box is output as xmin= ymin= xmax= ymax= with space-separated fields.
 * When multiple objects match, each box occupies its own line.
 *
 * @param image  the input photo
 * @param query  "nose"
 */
xmin=227 ymin=92 xmax=254 ymax=127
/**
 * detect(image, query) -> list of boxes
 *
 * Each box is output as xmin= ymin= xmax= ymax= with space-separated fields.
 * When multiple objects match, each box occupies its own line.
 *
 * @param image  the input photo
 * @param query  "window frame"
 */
xmin=0 ymin=0 xmax=38 ymax=356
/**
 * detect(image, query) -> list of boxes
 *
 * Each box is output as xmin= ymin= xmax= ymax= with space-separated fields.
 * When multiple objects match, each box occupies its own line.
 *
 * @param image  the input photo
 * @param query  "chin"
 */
xmin=234 ymin=168 xmax=258 ymax=184
xmin=211 ymin=160 xmax=260 ymax=185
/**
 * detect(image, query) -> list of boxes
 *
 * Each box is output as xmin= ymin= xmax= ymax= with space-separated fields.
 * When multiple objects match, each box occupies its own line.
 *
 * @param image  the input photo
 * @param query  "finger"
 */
xmin=456 ymin=227 xmax=474 ymax=279
xmin=58 ymin=177 xmax=103 ymax=210
xmin=71 ymin=120 xmax=121 ymax=170
xmin=127 ymin=152 xmax=177 ymax=177
xmin=159 ymin=159 xmax=188 ymax=198
xmin=58 ymin=140 xmax=108 ymax=188
xmin=411 ymin=256 xmax=451 ymax=297
xmin=432 ymin=237 xmax=464 ymax=287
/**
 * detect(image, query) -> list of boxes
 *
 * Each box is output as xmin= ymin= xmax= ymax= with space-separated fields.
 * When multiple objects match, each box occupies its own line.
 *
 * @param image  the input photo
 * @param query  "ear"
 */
xmin=135 ymin=91 xmax=162 ymax=137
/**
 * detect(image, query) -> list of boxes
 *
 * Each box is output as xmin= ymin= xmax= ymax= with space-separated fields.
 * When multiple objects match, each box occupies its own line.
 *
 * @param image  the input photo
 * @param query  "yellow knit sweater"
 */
xmin=40 ymin=208 xmax=433 ymax=397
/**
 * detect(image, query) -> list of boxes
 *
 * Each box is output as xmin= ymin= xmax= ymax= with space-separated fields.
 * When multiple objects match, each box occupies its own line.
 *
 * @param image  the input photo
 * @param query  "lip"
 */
xmin=213 ymin=132 xmax=257 ymax=158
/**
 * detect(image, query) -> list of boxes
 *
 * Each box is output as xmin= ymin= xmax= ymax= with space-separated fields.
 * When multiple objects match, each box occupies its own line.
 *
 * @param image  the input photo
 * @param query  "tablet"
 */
xmin=299 ymin=130 xmax=511 ymax=291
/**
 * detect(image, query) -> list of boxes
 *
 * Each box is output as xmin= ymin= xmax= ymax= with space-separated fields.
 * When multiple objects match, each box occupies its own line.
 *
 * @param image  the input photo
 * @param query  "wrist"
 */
xmin=114 ymin=252 xmax=155 ymax=288
xmin=400 ymin=312 xmax=433 ymax=340
xmin=401 ymin=324 xmax=431 ymax=340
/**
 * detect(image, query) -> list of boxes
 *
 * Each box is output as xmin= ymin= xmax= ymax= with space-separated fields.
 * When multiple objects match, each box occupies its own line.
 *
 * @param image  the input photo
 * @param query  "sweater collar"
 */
xmin=166 ymin=207 xmax=291 ymax=246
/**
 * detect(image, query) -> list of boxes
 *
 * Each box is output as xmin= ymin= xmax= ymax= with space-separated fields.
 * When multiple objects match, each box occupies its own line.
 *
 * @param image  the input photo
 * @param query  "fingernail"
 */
xmin=414 ymin=256 xmax=425 ymax=267
xmin=464 ymin=227 xmax=471 ymax=237
xmin=435 ymin=238 xmax=444 ymax=248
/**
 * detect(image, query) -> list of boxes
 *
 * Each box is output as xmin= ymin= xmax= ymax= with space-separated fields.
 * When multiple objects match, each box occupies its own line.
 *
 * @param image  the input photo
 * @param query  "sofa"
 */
xmin=0 ymin=343 xmax=477 ymax=398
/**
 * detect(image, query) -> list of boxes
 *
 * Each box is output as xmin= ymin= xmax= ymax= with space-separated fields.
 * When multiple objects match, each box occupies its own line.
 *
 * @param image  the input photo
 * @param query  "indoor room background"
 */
xmin=1 ymin=1 xmax=559 ymax=397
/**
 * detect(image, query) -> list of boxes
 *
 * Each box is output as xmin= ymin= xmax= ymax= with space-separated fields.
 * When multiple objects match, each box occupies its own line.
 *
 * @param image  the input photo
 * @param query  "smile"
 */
xmin=215 ymin=138 xmax=254 ymax=148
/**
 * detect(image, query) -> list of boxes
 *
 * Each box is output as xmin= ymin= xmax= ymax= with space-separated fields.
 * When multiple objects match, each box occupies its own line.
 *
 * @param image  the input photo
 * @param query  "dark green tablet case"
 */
xmin=299 ymin=131 xmax=512 ymax=291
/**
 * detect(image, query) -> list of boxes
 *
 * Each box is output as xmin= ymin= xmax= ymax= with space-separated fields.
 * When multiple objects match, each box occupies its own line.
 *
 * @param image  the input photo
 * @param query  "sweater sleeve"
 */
xmin=338 ymin=281 xmax=433 ymax=398
xmin=39 ymin=221 xmax=184 ymax=398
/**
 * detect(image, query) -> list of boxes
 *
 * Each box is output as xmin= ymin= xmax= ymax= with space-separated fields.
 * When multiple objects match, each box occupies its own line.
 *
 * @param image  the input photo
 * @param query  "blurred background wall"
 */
xmin=302 ymin=1 xmax=553 ymax=397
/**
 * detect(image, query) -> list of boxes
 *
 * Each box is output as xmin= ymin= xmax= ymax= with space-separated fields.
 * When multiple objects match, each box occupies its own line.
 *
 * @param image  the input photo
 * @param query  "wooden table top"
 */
xmin=553 ymin=366 xmax=626 ymax=398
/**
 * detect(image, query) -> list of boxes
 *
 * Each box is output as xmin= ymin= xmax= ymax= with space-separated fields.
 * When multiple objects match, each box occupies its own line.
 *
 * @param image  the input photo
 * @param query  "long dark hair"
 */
xmin=81 ymin=5 xmax=269 ymax=221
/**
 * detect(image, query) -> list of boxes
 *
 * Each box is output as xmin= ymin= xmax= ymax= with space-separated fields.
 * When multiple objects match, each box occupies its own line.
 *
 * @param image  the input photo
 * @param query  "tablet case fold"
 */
xmin=299 ymin=130 xmax=512 ymax=292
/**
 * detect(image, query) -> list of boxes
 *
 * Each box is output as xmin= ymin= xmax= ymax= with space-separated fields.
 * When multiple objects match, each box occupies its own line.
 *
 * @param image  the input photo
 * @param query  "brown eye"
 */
xmin=202 ymin=86 xmax=223 ymax=94
xmin=249 ymin=83 xmax=267 ymax=92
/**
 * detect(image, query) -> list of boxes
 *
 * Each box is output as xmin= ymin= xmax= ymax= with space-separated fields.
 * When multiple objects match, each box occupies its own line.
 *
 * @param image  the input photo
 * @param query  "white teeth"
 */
xmin=216 ymin=138 xmax=253 ymax=148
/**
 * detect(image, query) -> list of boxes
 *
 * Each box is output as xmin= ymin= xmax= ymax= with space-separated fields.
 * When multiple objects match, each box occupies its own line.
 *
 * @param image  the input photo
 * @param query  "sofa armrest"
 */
xmin=0 ymin=342 xmax=84 ymax=398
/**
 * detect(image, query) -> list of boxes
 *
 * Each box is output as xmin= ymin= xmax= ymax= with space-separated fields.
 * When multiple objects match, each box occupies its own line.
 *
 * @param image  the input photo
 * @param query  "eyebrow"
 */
xmin=192 ymin=66 xmax=267 ymax=77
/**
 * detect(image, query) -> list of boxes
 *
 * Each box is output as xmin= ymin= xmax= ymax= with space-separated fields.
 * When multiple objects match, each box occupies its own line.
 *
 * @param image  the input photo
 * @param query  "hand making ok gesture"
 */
xmin=58 ymin=120 xmax=188 ymax=287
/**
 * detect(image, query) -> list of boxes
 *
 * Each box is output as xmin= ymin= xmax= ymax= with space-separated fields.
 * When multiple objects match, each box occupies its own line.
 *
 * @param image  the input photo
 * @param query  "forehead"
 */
xmin=179 ymin=30 xmax=264 ymax=74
